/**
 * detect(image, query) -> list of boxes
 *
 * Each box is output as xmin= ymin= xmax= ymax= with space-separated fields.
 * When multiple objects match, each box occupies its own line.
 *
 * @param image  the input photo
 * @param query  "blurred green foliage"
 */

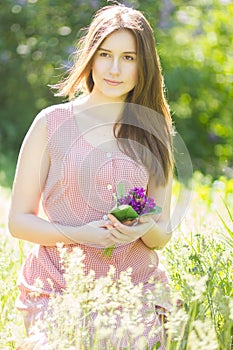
xmin=0 ymin=0 xmax=232 ymax=187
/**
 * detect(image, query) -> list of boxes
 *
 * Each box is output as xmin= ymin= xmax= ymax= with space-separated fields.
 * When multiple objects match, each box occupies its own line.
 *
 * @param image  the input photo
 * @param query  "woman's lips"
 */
xmin=104 ymin=79 xmax=122 ymax=86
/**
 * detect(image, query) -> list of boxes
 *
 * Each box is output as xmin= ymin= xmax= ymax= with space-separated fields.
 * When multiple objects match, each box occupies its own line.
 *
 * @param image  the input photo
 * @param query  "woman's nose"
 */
xmin=109 ymin=58 xmax=120 ymax=76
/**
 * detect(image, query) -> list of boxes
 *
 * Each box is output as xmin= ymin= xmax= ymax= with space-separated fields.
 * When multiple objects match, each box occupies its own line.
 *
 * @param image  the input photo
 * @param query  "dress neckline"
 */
xmin=70 ymin=100 xmax=121 ymax=154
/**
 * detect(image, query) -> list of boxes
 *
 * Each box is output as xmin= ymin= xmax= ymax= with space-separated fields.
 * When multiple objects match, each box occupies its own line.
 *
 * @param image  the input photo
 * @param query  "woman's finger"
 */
xmin=107 ymin=214 xmax=122 ymax=226
xmin=138 ymin=216 xmax=148 ymax=224
xmin=122 ymin=218 xmax=138 ymax=226
xmin=109 ymin=229 xmax=131 ymax=242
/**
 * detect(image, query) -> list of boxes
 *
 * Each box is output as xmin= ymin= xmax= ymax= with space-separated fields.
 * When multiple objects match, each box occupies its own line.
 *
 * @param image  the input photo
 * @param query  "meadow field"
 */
xmin=0 ymin=172 xmax=232 ymax=349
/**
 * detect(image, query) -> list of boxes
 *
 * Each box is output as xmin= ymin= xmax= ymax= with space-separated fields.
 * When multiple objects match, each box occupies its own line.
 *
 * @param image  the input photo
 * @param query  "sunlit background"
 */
xmin=0 ymin=2 xmax=233 ymax=349
xmin=0 ymin=0 xmax=232 ymax=186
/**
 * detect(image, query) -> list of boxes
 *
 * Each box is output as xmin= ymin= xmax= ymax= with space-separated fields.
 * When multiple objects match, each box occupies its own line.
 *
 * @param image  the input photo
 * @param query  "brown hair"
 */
xmin=55 ymin=4 xmax=174 ymax=185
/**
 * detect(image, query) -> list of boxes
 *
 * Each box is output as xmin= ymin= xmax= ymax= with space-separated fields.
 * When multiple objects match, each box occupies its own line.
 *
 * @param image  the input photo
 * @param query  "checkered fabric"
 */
xmin=16 ymin=102 xmax=170 ymax=349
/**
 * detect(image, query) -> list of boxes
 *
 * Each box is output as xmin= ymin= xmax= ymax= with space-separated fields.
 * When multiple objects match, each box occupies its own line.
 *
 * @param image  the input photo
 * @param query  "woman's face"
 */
xmin=91 ymin=29 xmax=138 ymax=102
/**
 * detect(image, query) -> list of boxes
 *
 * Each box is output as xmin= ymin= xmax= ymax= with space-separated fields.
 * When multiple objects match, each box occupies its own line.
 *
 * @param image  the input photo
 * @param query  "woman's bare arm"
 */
xmin=8 ymin=113 xmax=113 ymax=247
xmin=140 ymin=173 xmax=173 ymax=249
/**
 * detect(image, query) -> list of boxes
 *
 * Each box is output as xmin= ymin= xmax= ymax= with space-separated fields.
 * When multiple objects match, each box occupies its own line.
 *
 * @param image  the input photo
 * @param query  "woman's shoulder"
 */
xmin=32 ymin=96 xmax=89 ymax=130
xmin=33 ymin=101 xmax=73 ymax=130
xmin=40 ymin=101 xmax=72 ymax=119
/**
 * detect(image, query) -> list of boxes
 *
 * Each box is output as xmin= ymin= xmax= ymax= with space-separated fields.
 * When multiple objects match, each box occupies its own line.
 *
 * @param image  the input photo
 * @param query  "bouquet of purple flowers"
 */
xmin=110 ymin=184 xmax=162 ymax=222
xmin=103 ymin=182 xmax=161 ymax=257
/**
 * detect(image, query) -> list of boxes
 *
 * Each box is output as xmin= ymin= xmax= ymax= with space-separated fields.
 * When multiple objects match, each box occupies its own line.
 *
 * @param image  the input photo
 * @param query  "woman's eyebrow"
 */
xmin=98 ymin=47 xmax=137 ymax=54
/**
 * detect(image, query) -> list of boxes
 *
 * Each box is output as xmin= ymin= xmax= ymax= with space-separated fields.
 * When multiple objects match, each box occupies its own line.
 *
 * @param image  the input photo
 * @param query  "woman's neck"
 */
xmin=74 ymin=93 xmax=125 ymax=124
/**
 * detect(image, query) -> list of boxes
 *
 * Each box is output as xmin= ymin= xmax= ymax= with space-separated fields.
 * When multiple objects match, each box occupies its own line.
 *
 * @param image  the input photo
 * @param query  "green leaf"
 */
xmin=103 ymin=245 xmax=115 ymax=258
xmin=143 ymin=206 xmax=162 ymax=215
xmin=110 ymin=205 xmax=139 ymax=222
xmin=117 ymin=181 xmax=125 ymax=198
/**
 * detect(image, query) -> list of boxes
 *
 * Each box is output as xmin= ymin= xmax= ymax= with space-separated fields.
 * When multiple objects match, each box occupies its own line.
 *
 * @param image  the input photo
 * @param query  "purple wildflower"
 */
xmin=117 ymin=187 xmax=156 ymax=215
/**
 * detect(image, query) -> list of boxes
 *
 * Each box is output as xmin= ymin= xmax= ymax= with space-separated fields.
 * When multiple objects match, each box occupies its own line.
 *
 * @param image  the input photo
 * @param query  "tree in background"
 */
xmin=0 ymin=0 xmax=232 ymax=186
xmin=155 ymin=0 xmax=233 ymax=177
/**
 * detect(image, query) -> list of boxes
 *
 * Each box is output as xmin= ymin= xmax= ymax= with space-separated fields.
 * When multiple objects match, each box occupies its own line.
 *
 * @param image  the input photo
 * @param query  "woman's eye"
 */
xmin=99 ymin=52 xmax=110 ymax=58
xmin=124 ymin=55 xmax=135 ymax=61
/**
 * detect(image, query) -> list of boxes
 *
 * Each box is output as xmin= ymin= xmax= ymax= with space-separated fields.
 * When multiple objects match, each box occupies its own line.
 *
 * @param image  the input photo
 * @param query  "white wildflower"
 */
xmin=166 ymin=307 xmax=189 ymax=341
xmin=229 ymin=298 xmax=233 ymax=320
xmin=187 ymin=319 xmax=219 ymax=350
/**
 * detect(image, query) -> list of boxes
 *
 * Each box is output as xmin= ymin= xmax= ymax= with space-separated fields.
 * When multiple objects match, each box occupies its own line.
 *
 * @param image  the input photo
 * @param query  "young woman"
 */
xmin=9 ymin=4 xmax=174 ymax=349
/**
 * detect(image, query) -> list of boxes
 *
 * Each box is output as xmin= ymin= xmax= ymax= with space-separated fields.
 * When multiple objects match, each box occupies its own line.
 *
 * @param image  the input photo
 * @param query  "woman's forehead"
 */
xmin=99 ymin=30 xmax=136 ymax=52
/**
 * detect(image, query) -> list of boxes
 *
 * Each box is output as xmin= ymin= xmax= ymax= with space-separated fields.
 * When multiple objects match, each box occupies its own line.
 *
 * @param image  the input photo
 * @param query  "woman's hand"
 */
xmin=104 ymin=214 xmax=154 ymax=244
xmin=82 ymin=220 xmax=117 ymax=247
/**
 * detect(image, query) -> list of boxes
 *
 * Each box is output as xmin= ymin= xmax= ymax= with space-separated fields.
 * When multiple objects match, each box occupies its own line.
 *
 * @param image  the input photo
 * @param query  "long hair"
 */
xmin=55 ymin=4 xmax=174 ymax=186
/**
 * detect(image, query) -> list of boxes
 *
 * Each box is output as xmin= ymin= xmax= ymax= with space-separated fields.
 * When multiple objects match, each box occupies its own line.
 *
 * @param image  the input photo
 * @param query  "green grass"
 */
xmin=0 ymin=172 xmax=232 ymax=349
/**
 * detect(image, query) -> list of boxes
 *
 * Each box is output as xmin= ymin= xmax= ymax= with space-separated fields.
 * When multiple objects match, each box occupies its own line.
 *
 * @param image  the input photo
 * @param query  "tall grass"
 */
xmin=0 ymin=172 xmax=232 ymax=349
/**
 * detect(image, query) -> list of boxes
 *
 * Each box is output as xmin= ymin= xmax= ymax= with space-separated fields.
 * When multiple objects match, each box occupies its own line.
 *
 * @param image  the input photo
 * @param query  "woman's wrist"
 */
xmin=141 ymin=220 xmax=172 ymax=249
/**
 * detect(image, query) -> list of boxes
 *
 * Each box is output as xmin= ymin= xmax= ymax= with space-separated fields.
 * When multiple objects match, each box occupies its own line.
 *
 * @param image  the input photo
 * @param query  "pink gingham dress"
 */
xmin=16 ymin=102 xmax=171 ymax=349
